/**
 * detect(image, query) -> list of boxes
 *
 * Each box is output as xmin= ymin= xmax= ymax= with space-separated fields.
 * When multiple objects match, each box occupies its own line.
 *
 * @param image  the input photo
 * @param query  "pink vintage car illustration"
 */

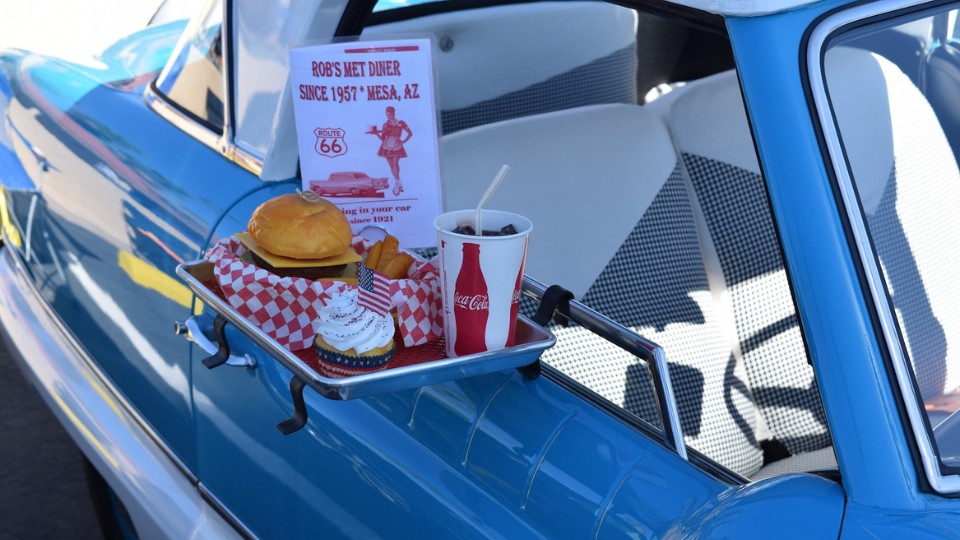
xmin=308 ymin=171 xmax=389 ymax=197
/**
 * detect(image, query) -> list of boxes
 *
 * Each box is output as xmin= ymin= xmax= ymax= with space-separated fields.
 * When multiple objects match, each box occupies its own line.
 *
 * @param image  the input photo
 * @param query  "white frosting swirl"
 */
xmin=316 ymin=289 xmax=394 ymax=354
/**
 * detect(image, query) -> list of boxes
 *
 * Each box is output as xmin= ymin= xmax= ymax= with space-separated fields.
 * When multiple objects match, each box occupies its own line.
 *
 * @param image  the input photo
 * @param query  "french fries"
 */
xmin=382 ymin=252 xmax=414 ymax=278
xmin=366 ymin=241 xmax=384 ymax=269
xmin=366 ymin=235 xmax=414 ymax=279
xmin=377 ymin=235 xmax=399 ymax=271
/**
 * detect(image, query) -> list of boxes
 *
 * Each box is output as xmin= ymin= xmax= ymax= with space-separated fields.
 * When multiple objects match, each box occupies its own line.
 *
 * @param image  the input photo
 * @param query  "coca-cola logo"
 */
xmin=455 ymin=292 xmax=489 ymax=311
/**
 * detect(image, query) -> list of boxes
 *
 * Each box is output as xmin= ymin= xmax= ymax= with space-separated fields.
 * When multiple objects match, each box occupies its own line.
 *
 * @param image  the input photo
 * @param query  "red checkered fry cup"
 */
xmin=435 ymin=209 xmax=532 ymax=357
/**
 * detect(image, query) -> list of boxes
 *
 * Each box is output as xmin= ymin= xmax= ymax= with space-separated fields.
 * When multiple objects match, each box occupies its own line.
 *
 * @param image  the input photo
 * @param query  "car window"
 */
xmin=373 ymin=0 xmax=442 ymax=12
xmin=821 ymin=5 xmax=960 ymax=476
xmin=360 ymin=0 xmax=828 ymax=481
xmin=155 ymin=0 xmax=224 ymax=133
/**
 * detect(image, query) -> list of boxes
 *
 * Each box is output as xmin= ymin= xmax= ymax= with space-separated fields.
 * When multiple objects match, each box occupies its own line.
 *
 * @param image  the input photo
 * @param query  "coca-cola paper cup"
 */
xmin=435 ymin=209 xmax=532 ymax=357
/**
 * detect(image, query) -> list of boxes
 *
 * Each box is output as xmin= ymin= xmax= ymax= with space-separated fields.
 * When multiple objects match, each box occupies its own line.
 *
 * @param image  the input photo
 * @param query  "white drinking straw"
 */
xmin=475 ymin=164 xmax=510 ymax=234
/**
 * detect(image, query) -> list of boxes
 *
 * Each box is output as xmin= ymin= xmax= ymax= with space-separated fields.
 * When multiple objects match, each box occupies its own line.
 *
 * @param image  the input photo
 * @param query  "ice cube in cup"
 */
xmin=450 ymin=223 xmax=519 ymax=236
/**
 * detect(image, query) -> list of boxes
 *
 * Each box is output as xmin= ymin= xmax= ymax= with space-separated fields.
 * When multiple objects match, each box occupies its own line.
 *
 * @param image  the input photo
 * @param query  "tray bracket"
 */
xmin=520 ymin=284 xmax=574 ymax=379
xmin=277 ymin=376 xmax=309 ymax=435
xmin=202 ymin=314 xmax=232 ymax=369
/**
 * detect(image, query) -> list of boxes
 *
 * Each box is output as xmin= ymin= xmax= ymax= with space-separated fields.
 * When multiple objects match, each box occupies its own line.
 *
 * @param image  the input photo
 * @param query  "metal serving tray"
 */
xmin=176 ymin=260 xmax=556 ymax=402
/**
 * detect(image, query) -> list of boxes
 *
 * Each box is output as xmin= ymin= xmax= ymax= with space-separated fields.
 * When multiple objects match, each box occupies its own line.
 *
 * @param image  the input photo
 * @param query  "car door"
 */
xmin=0 ymin=12 xmax=248 ymax=473
xmin=178 ymin=0 xmax=852 ymax=537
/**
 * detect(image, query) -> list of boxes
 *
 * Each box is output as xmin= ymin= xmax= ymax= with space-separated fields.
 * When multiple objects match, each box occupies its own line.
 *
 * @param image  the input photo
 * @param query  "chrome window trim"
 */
xmin=144 ymin=0 xmax=265 ymax=177
xmin=214 ymin=0 xmax=265 ymax=176
xmin=233 ymin=141 xmax=265 ymax=176
xmin=145 ymin=83 xmax=227 ymax=155
xmin=524 ymin=276 xmax=688 ymax=462
xmin=807 ymin=0 xmax=960 ymax=494
xmin=147 ymin=81 xmax=267 ymax=176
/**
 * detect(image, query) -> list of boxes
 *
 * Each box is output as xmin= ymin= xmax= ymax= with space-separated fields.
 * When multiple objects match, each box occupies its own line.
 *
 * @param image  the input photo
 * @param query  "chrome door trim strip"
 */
xmin=0 ymin=237 xmax=255 ymax=536
xmin=807 ymin=0 xmax=960 ymax=494
xmin=198 ymin=482 xmax=259 ymax=540
xmin=0 ymin=236 xmax=197 ymax=484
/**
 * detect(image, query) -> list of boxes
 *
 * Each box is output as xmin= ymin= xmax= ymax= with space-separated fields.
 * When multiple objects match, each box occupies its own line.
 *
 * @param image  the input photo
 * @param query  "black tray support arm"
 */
xmin=277 ymin=376 xmax=309 ymax=435
xmin=519 ymin=282 xmax=574 ymax=379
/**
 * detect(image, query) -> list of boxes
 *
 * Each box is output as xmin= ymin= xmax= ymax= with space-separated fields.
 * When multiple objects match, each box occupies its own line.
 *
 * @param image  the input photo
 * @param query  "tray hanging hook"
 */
xmin=277 ymin=376 xmax=309 ymax=435
xmin=520 ymin=284 xmax=574 ymax=378
xmin=202 ymin=314 xmax=232 ymax=369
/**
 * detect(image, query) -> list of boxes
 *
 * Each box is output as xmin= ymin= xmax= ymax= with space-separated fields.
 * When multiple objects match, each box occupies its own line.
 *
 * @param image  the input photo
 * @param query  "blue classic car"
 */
xmin=3 ymin=0 xmax=960 ymax=537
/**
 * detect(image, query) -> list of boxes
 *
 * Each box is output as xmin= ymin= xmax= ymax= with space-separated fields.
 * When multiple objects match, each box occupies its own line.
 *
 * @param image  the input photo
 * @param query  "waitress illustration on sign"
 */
xmin=369 ymin=106 xmax=413 ymax=196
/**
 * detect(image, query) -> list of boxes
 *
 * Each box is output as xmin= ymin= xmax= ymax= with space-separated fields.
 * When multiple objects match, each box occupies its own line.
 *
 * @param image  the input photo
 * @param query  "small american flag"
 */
xmin=358 ymin=263 xmax=391 ymax=316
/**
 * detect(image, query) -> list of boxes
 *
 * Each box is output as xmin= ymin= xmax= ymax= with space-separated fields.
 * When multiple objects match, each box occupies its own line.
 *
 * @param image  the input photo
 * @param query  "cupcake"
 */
xmin=314 ymin=288 xmax=396 ymax=377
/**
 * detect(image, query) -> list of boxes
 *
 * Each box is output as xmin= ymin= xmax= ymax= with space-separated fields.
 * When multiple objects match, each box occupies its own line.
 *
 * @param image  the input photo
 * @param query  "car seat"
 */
xmin=441 ymin=103 xmax=767 ymax=477
xmin=364 ymin=2 xmax=638 ymax=134
xmin=828 ymin=46 xmax=960 ymax=407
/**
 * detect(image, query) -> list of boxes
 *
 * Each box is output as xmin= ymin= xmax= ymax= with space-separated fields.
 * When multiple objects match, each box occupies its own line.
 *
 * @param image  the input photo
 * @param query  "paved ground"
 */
xmin=0 ymin=3 xmax=162 ymax=538
xmin=0 ymin=341 xmax=102 ymax=540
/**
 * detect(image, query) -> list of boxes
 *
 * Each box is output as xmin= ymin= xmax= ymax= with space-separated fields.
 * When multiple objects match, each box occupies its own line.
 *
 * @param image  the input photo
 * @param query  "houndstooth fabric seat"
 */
xmin=364 ymin=2 xmax=638 ymax=134
xmin=648 ymin=71 xmax=834 ymax=472
xmin=826 ymin=47 xmax=960 ymax=403
xmin=441 ymin=104 xmax=765 ymax=477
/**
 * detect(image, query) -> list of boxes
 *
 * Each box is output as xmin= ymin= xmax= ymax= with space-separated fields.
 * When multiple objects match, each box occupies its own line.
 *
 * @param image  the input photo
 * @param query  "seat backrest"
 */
xmin=441 ymin=104 xmax=766 ymax=477
xmin=364 ymin=2 xmax=638 ymax=134
xmin=827 ymin=46 xmax=960 ymax=402
xmin=648 ymin=71 xmax=832 ymax=457
xmin=922 ymin=39 xmax=960 ymax=157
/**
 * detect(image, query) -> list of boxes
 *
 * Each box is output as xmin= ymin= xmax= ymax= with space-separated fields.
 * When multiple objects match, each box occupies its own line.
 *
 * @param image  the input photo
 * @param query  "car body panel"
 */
xmin=0 ymin=247 xmax=240 ymax=539
xmin=0 ymin=21 xmax=261 ymax=472
xmin=3 ymin=0 xmax=960 ymax=537
xmin=665 ymin=474 xmax=844 ymax=538
xmin=192 ymin=316 xmax=844 ymax=538
xmin=726 ymin=8 xmax=924 ymax=510
xmin=842 ymin=502 xmax=960 ymax=539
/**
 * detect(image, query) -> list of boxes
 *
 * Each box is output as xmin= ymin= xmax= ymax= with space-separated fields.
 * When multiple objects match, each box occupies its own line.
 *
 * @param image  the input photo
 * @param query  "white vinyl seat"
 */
xmin=441 ymin=104 xmax=767 ymax=477
xmin=827 ymin=47 xmax=960 ymax=403
xmin=364 ymin=2 xmax=638 ymax=134
xmin=648 ymin=71 xmax=834 ymax=477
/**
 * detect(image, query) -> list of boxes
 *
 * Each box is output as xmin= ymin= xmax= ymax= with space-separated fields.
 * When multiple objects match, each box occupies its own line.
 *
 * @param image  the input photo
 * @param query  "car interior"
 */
xmin=160 ymin=0 xmax=960 ymax=481
xmin=827 ymin=21 xmax=960 ymax=465
xmin=358 ymin=0 xmax=830 ymax=480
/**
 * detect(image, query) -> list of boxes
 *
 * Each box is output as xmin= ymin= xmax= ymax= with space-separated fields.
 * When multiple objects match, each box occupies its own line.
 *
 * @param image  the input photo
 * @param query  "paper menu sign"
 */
xmin=289 ymin=38 xmax=442 ymax=248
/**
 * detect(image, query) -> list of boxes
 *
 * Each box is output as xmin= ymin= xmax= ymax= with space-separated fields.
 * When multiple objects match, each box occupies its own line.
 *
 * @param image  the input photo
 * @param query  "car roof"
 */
xmin=665 ymin=0 xmax=821 ymax=16
xmin=375 ymin=0 xmax=825 ymax=17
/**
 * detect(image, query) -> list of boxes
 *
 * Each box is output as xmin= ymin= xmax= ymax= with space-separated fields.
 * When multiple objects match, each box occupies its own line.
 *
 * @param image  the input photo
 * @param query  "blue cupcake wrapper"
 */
xmin=315 ymin=341 xmax=394 ymax=369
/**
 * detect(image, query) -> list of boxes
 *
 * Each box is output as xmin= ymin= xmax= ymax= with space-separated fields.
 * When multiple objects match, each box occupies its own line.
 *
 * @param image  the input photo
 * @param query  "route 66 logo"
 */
xmin=314 ymin=127 xmax=347 ymax=157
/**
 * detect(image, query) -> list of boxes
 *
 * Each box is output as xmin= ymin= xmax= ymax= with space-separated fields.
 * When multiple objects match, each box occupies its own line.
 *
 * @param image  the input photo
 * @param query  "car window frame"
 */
xmin=807 ymin=0 xmax=960 ymax=495
xmin=145 ymin=0 xmax=264 ymax=175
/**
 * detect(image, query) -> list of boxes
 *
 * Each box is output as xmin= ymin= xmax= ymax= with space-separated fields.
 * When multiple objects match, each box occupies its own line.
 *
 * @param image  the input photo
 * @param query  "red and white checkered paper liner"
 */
xmin=207 ymin=236 xmax=443 ymax=351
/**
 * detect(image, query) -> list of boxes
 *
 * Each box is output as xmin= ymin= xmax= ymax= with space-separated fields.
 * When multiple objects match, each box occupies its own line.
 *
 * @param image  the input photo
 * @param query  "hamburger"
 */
xmin=240 ymin=192 xmax=360 ymax=280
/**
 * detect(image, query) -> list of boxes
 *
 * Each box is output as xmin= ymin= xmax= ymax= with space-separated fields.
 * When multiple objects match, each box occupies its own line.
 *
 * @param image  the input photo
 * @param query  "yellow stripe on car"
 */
xmin=0 ymin=186 xmax=23 ymax=248
xmin=117 ymin=250 xmax=202 ymax=315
